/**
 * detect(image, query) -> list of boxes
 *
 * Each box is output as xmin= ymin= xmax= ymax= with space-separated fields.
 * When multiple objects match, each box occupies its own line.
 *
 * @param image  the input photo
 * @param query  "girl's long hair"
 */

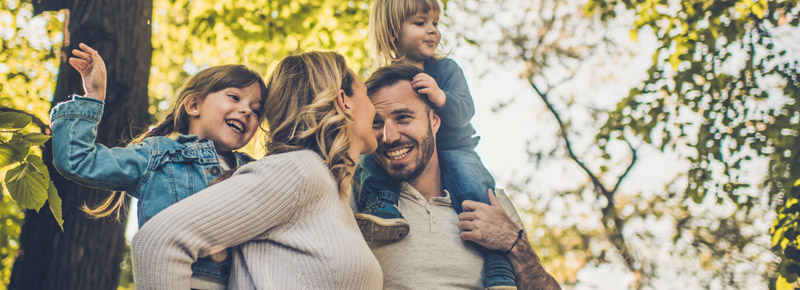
xmin=369 ymin=0 xmax=443 ymax=66
xmin=82 ymin=65 xmax=268 ymax=220
xmin=264 ymin=51 xmax=356 ymax=197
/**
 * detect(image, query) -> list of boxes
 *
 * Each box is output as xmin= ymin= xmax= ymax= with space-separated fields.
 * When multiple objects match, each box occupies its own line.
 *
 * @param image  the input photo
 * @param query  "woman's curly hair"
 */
xmin=264 ymin=51 xmax=357 ymax=196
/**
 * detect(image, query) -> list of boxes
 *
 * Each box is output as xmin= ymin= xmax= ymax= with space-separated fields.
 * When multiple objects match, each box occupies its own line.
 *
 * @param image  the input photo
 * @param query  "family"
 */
xmin=48 ymin=0 xmax=559 ymax=289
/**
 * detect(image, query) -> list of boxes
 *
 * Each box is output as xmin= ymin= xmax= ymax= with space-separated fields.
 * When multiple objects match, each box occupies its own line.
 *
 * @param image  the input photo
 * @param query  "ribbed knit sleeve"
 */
xmin=131 ymin=150 xmax=316 ymax=289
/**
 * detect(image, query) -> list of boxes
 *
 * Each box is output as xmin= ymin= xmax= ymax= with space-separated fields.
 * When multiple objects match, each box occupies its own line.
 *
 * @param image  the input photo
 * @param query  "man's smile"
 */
xmin=385 ymin=147 xmax=412 ymax=160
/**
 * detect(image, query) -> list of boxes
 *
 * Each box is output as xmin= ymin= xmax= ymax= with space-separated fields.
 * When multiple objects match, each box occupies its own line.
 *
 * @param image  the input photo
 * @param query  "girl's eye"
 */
xmin=228 ymin=95 xmax=240 ymax=101
xmin=414 ymin=22 xmax=424 ymax=26
xmin=433 ymin=22 xmax=438 ymax=27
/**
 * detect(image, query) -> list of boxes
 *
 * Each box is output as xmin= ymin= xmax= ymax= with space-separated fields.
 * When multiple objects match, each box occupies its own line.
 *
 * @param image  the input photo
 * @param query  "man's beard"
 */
xmin=381 ymin=125 xmax=435 ymax=182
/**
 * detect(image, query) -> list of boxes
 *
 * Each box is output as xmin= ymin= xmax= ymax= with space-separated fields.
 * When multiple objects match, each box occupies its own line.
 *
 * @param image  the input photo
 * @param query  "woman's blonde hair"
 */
xmin=83 ymin=65 xmax=268 ymax=220
xmin=264 ymin=51 xmax=357 ymax=197
xmin=369 ymin=0 xmax=443 ymax=66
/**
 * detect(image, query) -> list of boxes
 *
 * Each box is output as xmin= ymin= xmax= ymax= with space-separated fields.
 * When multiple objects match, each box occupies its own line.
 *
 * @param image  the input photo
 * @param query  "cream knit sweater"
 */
xmin=132 ymin=150 xmax=383 ymax=289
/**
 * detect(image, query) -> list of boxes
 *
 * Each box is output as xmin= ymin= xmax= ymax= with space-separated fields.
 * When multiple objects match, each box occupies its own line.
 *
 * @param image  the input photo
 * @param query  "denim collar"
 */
xmin=174 ymin=134 xmax=253 ymax=166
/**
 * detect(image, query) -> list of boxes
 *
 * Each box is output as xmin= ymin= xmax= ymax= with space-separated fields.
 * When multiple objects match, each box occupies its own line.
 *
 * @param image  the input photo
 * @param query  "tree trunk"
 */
xmin=9 ymin=1 xmax=152 ymax=289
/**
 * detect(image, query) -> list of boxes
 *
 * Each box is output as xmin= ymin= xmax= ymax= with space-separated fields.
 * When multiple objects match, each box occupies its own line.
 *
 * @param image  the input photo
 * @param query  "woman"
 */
xmin=132 ymin=52 xmax=382 ymax=289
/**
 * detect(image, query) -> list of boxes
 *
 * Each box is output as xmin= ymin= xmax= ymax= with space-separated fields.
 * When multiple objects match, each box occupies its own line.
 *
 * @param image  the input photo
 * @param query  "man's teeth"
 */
xmin=386 ymin=148 xmax=410 ymax=160
xmin=226 ymin=120 xmax=244 ymax=133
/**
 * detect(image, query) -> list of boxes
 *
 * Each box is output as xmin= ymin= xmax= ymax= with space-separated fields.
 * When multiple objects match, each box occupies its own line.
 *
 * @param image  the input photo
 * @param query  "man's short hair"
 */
xmin=364 ymin=64 xmax=435 ymax=111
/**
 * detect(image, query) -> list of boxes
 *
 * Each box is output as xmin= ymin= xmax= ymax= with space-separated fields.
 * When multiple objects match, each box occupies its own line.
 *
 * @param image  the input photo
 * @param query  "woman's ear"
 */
xmin=335 ymin=89 xmax=353 ymax=115
xmin=184 ymin=96 xmax=201 ymax=117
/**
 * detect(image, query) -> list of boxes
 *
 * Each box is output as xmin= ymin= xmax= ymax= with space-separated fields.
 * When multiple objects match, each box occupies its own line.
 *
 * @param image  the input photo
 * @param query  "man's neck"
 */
xmin=408 ymin=151 xmax=442 ymax=201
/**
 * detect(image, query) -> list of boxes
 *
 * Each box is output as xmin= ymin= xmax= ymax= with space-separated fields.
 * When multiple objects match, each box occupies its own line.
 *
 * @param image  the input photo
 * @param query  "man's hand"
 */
xmin=458 ymin=189 xmax=520 ymax=251
xmin=411 ymin=72 xmax=446 ymax=108
xmin=459 ymin=189 xmax=562 ymax=290
xmin=69 ymin=43 xmax=107 ymax=101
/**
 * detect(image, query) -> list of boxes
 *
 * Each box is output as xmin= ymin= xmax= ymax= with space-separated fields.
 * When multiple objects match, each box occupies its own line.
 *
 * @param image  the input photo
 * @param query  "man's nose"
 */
xmin=382 ymin=122 xmax=399 ymax=144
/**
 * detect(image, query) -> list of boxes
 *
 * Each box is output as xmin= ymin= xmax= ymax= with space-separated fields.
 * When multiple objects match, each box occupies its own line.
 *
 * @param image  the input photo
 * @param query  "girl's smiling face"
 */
xmin=185 ymin=82 xmax=263 ymax=153
xmin=394 ymin=11 xmax=441 ymax=65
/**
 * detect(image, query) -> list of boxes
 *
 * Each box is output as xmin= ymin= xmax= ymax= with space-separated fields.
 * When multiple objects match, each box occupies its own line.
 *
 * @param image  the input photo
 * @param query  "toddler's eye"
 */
xmin=414 ymin=22 xmax=424 ymax=26
xmin=433 ymin=22 xmax=439 ymax=27
xmin=228 ymin=95 xmax=240 ymax=102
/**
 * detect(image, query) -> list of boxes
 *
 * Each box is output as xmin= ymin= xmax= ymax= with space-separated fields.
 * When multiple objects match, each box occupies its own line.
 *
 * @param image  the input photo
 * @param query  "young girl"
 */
xmin=50 ymin=43 xmax=266 ymax=290
xmin=356 ymin=0 xmax=517 ymax=289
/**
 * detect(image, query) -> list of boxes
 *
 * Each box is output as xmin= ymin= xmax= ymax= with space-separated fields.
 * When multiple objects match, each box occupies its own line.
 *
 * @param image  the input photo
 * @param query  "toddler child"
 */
xmin=354 ymin=0 xmax=518 ymax=289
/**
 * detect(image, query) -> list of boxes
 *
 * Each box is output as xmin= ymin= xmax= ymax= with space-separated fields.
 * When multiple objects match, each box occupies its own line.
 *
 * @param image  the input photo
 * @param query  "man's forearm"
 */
xmin=508 ymin=233 xmax=561 ymax=290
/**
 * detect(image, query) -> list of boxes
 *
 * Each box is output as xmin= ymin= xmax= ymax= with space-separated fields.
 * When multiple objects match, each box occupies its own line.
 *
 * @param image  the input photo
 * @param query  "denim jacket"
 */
xmin=50 ymin=96 xmax=254 ymax=280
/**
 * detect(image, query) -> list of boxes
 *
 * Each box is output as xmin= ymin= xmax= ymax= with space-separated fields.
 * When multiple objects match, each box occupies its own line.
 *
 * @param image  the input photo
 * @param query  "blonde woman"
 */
xmin=132 ymin=52 xmax=382 ymax=289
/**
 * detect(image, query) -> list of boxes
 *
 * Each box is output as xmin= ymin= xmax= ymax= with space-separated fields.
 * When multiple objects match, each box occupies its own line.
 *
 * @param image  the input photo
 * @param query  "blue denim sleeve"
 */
xmin=432 ymin=58 xmax=475 ymax=128
xmin=50 ymin=97 xmax=151 ymax=196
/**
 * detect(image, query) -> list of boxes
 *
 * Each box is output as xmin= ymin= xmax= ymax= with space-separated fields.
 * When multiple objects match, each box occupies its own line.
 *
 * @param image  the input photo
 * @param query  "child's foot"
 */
xmin=483 ymin=251 xmax=517 ymax=290
xmin=354 ymin=200 xmax=409 ymax=241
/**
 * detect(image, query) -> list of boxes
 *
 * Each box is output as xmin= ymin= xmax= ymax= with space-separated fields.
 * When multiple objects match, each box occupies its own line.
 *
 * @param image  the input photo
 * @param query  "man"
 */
xmin=355 ymin=64 xmax=560 ymax=290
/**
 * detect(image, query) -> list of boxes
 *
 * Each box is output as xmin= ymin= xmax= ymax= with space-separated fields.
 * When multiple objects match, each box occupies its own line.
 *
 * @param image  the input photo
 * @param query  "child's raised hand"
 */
xmin=411 ymin=73 xmax=446 ymax=108
xmin=69 ymin=43 xmax=107 ymax=101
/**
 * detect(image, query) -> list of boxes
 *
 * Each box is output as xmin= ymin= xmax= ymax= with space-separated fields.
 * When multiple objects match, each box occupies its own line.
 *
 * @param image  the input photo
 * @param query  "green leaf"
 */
xmin=5 ymin=163 xmax=49 ymax=211
xmin=22 ymin=133 xmax=50 ymax=146
xmin=0 ymin=111 xmax=32 ymax=129
xmin=0 ymin=143 xmax=26 ymax=168
xmin=47 ymin=181 xmax=64 ymax=231
xmin=26 ymin=154 xmax=50 ymax=180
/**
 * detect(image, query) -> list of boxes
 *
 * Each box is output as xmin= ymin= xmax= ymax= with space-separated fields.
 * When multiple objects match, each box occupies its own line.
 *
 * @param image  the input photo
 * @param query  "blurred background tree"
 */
xmin=447 ymin=0 xmax=798 ymax=288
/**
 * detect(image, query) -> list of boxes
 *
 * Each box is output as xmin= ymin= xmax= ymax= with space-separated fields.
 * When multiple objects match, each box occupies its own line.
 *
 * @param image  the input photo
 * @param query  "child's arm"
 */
xmin=411 ymin=59 xmax=475 ymax=128
xmin=50 ymin=98 xmax=151 ymax=194
xmin=69 ymin=43 xmax=107 ymax=101
xmin=50 ymin=43 xmax=147 ymax=194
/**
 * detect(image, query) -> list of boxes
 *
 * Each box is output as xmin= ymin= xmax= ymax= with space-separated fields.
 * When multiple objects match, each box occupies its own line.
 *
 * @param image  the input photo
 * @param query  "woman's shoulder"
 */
xmin=244 ymin=150 xmax=335 ymax=199
xmin=249 ymin=150 xmax=329 ymax=178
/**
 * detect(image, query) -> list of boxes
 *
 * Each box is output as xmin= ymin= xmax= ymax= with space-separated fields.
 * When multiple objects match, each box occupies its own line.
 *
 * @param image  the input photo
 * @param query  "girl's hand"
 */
xmin=411 ymin=73 xmax=446 ymax=108
xmin=69 ymin=43 xmax=107 ymax=102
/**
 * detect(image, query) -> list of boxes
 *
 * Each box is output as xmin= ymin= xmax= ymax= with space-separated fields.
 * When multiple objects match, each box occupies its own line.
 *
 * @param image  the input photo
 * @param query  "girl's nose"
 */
xmin=240 ymin=107 xmax=252 ymax=117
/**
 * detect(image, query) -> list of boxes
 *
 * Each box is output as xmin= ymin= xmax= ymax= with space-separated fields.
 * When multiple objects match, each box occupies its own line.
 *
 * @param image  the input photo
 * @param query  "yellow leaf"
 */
xmin=776 ymin=275 xmax=795 ymax=290
xmin=669 ymin=52 xmax=681 ymax=71
xmin=773 ymin=226 xmax=786 ymax=247
xmin=629 ymin=29 xmax=639 ymax=42
xmin=752 ymin=0 xmax=766 ymax=19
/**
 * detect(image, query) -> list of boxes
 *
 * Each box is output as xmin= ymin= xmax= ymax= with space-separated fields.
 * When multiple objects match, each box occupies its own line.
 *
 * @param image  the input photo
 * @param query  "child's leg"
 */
xmin=353 ymin=155 xmax=410 ymax=241
xmin=439 ymin=149 xmax=516 ymax=289
xmin=354 ymin=154 xmax=401 ymax=208
xmin=438 ymin=148 xmax=496 ymax=214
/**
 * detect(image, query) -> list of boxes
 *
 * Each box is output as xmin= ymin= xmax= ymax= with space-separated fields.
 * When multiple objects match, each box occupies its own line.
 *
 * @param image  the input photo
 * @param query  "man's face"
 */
xmin=370 ymin=80 xmax=440 ymax=182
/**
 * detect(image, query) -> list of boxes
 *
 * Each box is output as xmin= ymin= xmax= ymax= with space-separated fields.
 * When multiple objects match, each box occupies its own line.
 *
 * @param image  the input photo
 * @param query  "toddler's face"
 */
xmin=186 ymin=82 xmax=263 ymax=152
xmin=395 ymin=11 xmax=441 ymax=63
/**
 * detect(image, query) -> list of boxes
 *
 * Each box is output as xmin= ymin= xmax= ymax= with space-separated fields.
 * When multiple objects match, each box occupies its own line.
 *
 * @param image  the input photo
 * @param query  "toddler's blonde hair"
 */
xmin=369 ymin=0 xmax=443 ymax=66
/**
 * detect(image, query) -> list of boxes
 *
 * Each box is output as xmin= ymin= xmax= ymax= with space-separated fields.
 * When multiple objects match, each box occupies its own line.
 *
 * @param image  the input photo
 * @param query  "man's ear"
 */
xmin=429 ymin=110 xmax=441 ymax=135
xmin=184 ymin=96 xmax=201 ymax=117
xmin=335 ymin=89 xmax=353 ymax=116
